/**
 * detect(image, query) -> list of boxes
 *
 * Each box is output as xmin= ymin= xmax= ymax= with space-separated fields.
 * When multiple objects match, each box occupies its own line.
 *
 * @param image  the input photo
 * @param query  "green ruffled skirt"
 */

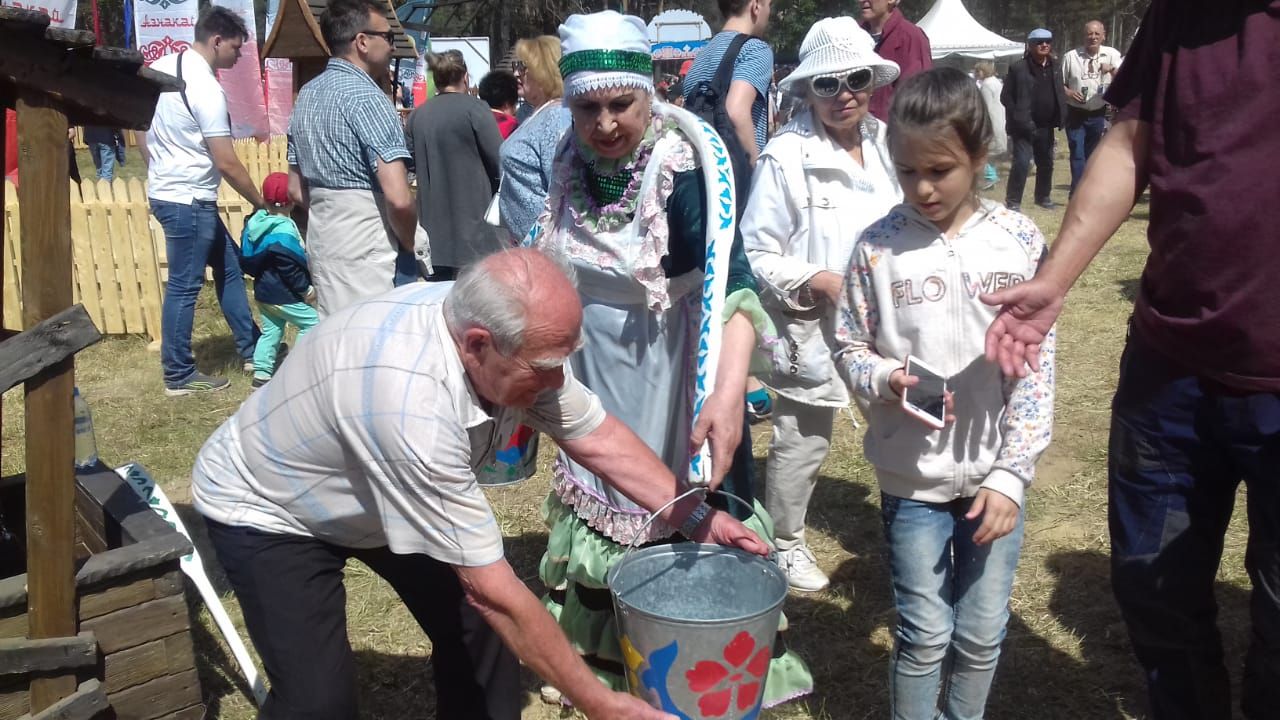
xmin=539 ymin=494 xmax=814 ymax=707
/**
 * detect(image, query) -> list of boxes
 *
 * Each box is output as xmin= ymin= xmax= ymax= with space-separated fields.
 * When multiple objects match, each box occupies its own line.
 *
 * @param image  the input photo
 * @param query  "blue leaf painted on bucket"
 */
xmin=642 ymin=641 xmax=693 ymax=720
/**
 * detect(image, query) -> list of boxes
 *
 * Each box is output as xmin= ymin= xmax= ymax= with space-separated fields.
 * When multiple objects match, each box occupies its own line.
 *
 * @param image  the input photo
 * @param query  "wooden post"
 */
xmin=17 ymin=92 xmax=77 ymax=712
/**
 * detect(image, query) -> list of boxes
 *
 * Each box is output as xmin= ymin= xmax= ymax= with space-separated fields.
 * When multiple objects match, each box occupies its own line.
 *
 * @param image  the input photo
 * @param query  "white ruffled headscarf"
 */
xmin=558 ymin=11 xmax=655 ymax=100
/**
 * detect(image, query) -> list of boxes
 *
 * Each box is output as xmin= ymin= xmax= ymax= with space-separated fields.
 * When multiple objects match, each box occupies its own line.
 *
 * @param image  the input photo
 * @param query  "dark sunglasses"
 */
xmin=512 ymin=60 xmax=528 ymax=74
xmin=811 ymin=68 xmax=874 ymax=98
xmin=1032 ymin=39 xmax=1052 ymax=45
xmin=358 ymin=28 xmax=396 ymax=44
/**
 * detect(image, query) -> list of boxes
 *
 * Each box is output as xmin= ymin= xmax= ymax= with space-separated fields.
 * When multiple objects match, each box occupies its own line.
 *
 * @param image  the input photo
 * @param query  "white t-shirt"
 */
xmin=191 ymin=282 xmax=607 ymax=568
xmin=1061 ymin=45 xmax=1123 ymax=112
xmin=146 ymin=50 xmax=230 ymax=203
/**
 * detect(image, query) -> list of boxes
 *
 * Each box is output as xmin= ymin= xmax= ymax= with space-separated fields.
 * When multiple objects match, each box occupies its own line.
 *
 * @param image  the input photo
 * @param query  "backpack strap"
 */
xmin=710 ymin=33 xmax=755 ymax=99
xmin=176 ymin=51 xmax=196 ymax=120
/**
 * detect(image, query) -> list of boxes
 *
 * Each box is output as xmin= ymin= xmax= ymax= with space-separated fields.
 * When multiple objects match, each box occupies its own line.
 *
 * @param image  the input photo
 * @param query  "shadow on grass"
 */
xmin=1118 ymin=278 xmax=1140 ymax=302
xmin=193 ymin=334 xmax=248 ymax=378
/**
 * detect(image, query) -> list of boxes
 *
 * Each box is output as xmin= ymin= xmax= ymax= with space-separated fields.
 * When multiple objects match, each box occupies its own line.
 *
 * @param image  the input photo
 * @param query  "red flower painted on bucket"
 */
xmin=684 ymin=631 xmax=771 ymax=716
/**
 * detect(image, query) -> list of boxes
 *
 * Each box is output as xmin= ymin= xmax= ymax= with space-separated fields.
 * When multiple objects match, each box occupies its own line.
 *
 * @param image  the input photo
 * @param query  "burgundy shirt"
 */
xmin=1105 ymin=0 xmax=1280 ymax=391
xmin=864 ymin=9 xmax=933 ymax=121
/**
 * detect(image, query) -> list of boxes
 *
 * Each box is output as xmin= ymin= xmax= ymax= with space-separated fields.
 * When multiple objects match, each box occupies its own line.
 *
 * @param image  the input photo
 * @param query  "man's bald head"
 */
xmin=1084 ymin=20 xmax=1105 ymax=50
xmin=445 ymin=248 xmax=582 ymax=356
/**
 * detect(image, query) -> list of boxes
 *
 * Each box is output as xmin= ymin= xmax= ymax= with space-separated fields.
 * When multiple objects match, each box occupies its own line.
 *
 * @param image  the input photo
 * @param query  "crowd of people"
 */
xmin=131 ymin=0 xmax=1278 ymax=718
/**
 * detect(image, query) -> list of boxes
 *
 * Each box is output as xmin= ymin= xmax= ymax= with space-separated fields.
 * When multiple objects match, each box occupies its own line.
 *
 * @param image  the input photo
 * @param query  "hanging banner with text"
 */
xmin=133 ymin=0 xmax=196 ymax=65
xmin=217 ymin=0 xmax=269 ymax=139
xmin=2 ymin=0 xmax=77 ymax=27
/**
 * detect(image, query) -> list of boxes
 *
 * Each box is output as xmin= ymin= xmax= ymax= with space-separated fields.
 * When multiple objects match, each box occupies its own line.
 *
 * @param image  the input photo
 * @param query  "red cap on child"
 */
xmin=262 ymin=172 xmax=290 ymax=207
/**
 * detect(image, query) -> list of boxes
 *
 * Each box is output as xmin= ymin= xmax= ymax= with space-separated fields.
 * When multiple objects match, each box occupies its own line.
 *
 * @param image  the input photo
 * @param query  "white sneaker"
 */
xmin=778 ymin=545 xmax=829 ymax=592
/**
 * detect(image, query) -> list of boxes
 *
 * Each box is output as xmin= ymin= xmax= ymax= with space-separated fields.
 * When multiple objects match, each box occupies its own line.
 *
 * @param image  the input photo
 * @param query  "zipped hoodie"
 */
xmin=239 ymin=210 xmax=313 ymax=306
xmin=833 ymin=200 xmax=1055 ymax=507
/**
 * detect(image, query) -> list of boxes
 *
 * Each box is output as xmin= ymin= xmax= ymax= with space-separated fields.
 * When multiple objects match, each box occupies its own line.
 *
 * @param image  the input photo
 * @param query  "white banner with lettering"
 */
xmin=2 ymin=0 xmax=77 ymax=28
xmin=133 ymin=0 xmax=198 ymax=65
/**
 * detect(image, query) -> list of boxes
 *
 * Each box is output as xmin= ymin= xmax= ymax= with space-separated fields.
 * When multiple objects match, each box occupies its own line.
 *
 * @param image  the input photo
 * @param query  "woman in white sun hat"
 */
xmin=526 ymin=10 xmax=814 ymax=711
xmin=743 ymin=16 xmax=902 ymax=593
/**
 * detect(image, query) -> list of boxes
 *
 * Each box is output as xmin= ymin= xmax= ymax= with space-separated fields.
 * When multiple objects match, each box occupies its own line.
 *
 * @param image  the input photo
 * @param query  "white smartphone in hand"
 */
xmin=901 ymin=355 xmax=947 ymax=430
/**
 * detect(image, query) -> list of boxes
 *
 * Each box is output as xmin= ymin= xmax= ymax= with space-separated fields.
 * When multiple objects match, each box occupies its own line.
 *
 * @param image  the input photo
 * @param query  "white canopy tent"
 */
xmin=917 ymin=0 xmax=1023 ymax=60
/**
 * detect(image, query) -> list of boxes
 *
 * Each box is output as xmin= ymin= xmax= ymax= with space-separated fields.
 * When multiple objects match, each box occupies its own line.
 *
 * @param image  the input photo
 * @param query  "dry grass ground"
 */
xmin=4 ymin=143 xmax=1252 ymax=718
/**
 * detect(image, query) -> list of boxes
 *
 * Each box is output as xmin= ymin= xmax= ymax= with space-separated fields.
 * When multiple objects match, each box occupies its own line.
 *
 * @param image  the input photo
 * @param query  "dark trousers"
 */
xmin=1066 ymin=109 xmax=1108 ymax=192
xmin=1006 ymin=127 xmax=1056 ymax=206
xmin=1108 ymin=329 xmax=1280 ymax=719
xmin=205 ymin=520 xmax=521 ymax=720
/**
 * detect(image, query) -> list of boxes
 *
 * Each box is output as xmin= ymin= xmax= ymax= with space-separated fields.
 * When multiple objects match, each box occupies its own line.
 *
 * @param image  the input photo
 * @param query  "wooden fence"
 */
xmin=3 ymin=137 xmax=288 ymax=342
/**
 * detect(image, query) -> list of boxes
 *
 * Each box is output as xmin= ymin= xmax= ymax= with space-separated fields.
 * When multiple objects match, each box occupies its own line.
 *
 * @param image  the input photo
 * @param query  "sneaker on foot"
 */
xmin=1035 ymin=198 xmax=1057 ymax=209
xmin=242 ymin=359 xmax=255 ymax=373
xmin=251 ymin=376 xmax=270 ymax=389
xmin=777 ymin=544 xmax=830 ymax=592
xmin=165 ymin=372 xmax=231 ymax=397
xmin=1006 ymin=201 xmax=1021 ymax=212
xmin=746 ymin=388 xmax=773 ymax=424
xmin=980 ymin=179 xmax=997 ymax=191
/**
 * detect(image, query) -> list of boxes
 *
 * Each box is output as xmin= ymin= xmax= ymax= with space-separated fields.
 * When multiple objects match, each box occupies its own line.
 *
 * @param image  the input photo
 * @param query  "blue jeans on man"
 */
xmin=1066 ymin=109 xmax=1108 ymax=193
xmin=882 ymin=492 xmax=1024 ymax=720
xmin=88 ymin=142 xmax=115 ymax=181
xmin=1108 ymin=327 xmax=1280 ymax=720
xmin=151 ymin=199 xmax=259 ymax=388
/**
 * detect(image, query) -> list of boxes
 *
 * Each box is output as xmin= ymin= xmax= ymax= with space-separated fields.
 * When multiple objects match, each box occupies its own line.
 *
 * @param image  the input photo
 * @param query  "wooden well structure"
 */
xmin=0 ymin=8 xmax=206 ymax=719
xmin=262 ymin=0 xmax=417 ymax=92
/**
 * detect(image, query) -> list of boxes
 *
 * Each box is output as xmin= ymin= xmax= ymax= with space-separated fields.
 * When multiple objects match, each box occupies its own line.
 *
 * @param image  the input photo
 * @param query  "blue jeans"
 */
xmin=89 ymin=142 xmax=115 ymax=181
xmin=1108 ymin=328 xmax=1280 ymax=720
xmin=882 ymin=492 xmax=1025 ymax=720
xmin=1066 ymin=111 xmax=1107 ymax=192
xmin=152 ymin=199 xmax=259 ymax=387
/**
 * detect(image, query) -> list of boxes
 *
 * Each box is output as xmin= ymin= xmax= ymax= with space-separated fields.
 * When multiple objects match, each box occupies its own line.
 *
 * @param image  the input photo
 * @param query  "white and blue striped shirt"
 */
xmin=192 ymin=283 xmax=606 ymax=567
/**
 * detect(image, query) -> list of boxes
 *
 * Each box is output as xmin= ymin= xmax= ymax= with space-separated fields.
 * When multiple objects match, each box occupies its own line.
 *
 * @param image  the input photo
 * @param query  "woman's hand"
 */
xmin=690 ymin=386 xmax=744 ymax=490
xmin=807 ymin=270 xmax=844 ymax=306
xmin=688 ymin=508 xmax=770 ymax=556
xmin=965 ymin=488 xmax=1020 ymax=545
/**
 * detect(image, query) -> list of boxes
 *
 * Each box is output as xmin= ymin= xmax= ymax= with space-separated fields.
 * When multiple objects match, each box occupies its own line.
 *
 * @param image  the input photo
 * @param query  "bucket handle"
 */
xmin=622 ymin=487 xmax=773 ymax=562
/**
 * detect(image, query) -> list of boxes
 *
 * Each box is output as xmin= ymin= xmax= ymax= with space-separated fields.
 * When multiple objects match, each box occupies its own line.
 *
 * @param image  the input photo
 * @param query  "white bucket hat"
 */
xmin=558 ymin=11 xmax=655 ymax=100
xmin=781 ymin=17 xmax=900 ymax=94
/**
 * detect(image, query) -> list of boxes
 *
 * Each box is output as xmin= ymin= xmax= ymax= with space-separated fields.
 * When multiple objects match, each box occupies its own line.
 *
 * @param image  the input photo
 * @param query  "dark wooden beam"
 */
xmin=0 ymin=632 xmax=96 ymax=675
xmin=0 ymin=305 xmax=100 ymax=395
xmin=25 ymin=678 xmax=108 ymax=720
xmin=0 ymin=25 xmax=172 ymax=129
xmin=17 ymin=91 xmax=76 ymax=713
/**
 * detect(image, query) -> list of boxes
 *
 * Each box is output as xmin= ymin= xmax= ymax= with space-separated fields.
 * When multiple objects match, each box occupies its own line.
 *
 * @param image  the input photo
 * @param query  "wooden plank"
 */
xmin=159 ymin=704 xmax=205 ymax=720
xmin=151 ymin=572 xmax=182 ymax=599
xmin=78 ymin=576 xmax=155 ymax=621
xmin=0 ymin=21 xmax=168 ymax=130
xmin=25 ymin=678 xmax=108 ymax=720
xmin=67 ymin=182 xmax=101 ymax=331
xmin=123 ymin=179 xmax=162 ymax=342
xmin=82 ymin=184 xmax=122 ymax=335
xmin=0 ymin=632 xmax=96 ymax=675
xmin=104 ymin=669 xmax=199 ymax=720
xmin=0 ymin=684 xmax=27 ymax=718
xmin=105 ymin=187 xmax=144 ymax=331
xmin=17 ymin=92 xmax=77 ymax=713
xmin=79 ymin=593 xmax=188 ymax=655
xmin=0 ymin=612 xmax=25 ymax=639
xmin=0 ymin=305 xmax=101 ymax=395
xmin=3 ymin=181 xmax=22 ymax=331
xmin=102 ymin=631 xmax=193 ymax=694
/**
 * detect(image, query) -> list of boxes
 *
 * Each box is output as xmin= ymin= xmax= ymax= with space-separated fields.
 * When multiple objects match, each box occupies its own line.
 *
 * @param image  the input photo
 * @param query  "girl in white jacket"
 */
xmin=833 ymin=68 xmax=1055 ymax=719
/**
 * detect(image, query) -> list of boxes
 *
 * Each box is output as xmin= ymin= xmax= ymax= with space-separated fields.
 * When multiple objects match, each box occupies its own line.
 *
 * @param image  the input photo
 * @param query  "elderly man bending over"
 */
xmin=192 ymin=248 xmax=761 ymax=720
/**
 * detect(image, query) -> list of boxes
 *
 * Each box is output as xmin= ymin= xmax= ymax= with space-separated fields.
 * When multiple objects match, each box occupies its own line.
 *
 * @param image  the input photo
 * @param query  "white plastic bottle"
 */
xmin=73 ymin=387 xmax=99 ymax=469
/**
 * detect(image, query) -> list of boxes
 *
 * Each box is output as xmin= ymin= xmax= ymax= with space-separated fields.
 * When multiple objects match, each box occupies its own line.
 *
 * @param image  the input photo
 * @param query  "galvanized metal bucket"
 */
xmin=609 ymin=490 xmax=787 ymax=720
xmin=476 ymin=425 xmax=538 ymax=487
